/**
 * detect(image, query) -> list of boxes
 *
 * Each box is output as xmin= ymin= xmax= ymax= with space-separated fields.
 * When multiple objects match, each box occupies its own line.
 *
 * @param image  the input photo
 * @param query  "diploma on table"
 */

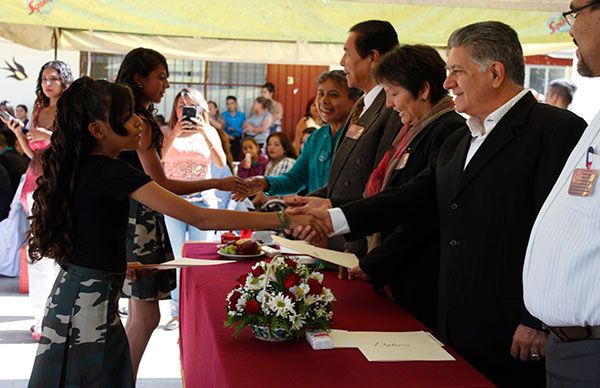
xmin=272 ymin=236 xmax=359 ymax=269
xmin=127 ymin=258 xmax=235 ymax=270
xmin=329 ymin=330 xmax=455 ymax=362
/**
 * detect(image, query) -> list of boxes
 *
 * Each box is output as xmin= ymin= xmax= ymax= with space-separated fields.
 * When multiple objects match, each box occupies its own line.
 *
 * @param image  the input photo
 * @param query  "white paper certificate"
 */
xmin=330 ymin=329 xmax=455 ymax=362
xmin=272 ymin=236 xmax=359 ymax=269
xmin=127 ymin=258 xmax=235 ymax=270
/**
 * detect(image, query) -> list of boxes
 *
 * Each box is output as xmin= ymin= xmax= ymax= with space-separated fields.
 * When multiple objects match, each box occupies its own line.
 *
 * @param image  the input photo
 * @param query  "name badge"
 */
xmin=395 ymin=153 xmax=410 ymax=170
xmin=569 ymin=168 xmax=598 ymax=197
xmin=569 ymin=146 xmax=598 ymax=197
xmin=346 ymin=124 xmax=365 ymax=140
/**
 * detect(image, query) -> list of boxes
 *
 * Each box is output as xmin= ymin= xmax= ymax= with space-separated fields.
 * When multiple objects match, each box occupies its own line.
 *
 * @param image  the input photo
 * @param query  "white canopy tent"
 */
xmin=0 ymin=0 xmax=575 ymax=64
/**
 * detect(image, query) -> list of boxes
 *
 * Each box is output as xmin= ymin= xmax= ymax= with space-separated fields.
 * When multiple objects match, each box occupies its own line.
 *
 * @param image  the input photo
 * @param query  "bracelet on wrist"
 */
xmin=276 ymin=211 xmax=289 ymax=233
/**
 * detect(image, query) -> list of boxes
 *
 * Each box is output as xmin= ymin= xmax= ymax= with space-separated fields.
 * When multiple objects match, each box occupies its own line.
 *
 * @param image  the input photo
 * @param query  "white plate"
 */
xmin=217 ymin=251 xmax=263 ymax=260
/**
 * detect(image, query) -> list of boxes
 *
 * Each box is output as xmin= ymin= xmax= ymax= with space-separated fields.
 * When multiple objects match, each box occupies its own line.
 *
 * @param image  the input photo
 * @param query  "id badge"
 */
xmin=346 ymin=124 xmax=365 ymax=140
xmin=395 ymin=153 xmax=410 ymax=170
xmin=568 ymin=168 xmax=598 ymax=197
xmin=569 ymin=146 xmax=599 ymax=197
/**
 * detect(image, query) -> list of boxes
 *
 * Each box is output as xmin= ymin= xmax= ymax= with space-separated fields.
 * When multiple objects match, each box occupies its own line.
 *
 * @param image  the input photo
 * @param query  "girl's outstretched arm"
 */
xmin=129 ymin=182 xmax=328 ymax=240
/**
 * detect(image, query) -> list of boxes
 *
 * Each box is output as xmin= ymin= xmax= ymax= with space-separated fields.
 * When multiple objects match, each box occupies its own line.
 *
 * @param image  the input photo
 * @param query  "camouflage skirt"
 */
xmin=122 ymin=200 xmax=176 ymax=301
xmin=28 ymin=264 xmax=132 ymax=388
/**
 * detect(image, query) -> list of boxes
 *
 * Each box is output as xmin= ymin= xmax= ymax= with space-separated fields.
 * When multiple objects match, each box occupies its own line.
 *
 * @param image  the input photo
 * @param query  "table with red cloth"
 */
xmin=179 ymin=242 xmax=493 ymax=388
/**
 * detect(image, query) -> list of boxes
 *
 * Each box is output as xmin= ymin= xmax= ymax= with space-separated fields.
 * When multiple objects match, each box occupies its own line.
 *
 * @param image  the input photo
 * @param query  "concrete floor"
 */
xmin=0 ymin=275 xmax=182 ymax=387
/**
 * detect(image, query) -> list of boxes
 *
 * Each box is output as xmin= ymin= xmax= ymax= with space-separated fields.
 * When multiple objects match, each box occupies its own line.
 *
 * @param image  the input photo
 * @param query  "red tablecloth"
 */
xmin=179 ymin=242 xmax=493 ymax=388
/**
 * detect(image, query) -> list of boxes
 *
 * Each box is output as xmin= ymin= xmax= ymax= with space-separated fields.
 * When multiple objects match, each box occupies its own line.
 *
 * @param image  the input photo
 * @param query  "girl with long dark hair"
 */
xmin=27 ymin=77 xmax=324 ymax=387
xmin=115 ymin=47 xmax=249 ymax=380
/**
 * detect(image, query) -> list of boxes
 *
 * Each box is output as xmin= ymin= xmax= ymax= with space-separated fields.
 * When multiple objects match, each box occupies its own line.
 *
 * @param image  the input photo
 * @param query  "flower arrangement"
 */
xmin=225 ymin=255 xmax=335 ymax=340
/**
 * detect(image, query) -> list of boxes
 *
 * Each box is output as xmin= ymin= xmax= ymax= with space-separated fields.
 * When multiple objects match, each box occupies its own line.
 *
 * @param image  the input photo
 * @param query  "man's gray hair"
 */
xmin=447 ymin=21 xmax=524 ymax=86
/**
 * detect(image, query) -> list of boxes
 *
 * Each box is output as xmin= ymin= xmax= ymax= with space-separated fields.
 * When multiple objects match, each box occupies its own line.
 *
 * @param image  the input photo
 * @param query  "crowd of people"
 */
xmin=0 ymin=5 xmax=599 ymax=387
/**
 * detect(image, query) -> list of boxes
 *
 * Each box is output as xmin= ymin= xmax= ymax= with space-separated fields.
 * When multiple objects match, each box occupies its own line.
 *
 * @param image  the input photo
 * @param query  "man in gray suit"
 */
xmin=293 ymin=20 xmax=402 ymax=257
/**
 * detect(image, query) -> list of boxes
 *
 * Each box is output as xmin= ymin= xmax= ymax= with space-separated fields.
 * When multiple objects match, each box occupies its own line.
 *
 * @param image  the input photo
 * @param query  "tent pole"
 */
xmin=53 ymin=28 xmax=59 ymax=60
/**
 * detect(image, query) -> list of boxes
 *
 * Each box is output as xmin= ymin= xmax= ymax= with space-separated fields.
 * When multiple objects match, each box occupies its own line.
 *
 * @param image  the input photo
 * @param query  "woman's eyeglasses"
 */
xmin=563 ymin=1 xmax=599 ymax=26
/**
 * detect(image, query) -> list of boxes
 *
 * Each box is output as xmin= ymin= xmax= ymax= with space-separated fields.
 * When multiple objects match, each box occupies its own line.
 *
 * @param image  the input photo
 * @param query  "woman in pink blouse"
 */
xmin=161 ymin=88 xmax=226 ymax=330
xmin=1 ymin=60 xmax=73 ymax=340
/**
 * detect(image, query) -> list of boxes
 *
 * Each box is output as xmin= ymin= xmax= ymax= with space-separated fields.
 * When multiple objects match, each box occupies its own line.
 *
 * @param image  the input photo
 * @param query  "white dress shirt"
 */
xmin=360 ymin=84 xmax=383 ymax=119
xmin=523 ymin=109 xmax=600 ymax=327
xmin=328 ymin=89 xmax=529 ymax=236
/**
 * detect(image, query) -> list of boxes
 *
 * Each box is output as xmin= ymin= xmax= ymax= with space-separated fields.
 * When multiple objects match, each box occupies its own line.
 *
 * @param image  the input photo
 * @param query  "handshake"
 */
xmin=224 ymin=176 xmax=368 ymax=280
xmin=223 ymin=176 xmax=335 ymax=243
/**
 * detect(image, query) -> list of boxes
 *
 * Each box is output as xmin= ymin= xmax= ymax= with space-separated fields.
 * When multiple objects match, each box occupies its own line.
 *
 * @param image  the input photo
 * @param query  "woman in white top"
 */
xmin=161 ymin=88 xmax=224 ymax=329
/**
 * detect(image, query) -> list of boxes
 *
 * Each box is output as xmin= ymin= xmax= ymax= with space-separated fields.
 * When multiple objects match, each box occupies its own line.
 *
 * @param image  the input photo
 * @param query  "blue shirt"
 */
xmin=266 ymin=124 xmax=342 ymax=195
xmin=221 ymin=110 xmax=245 ymax=139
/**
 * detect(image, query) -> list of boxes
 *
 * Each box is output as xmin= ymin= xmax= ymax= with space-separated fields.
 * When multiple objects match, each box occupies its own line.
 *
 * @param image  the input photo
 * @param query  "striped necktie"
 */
xmin=350 ymin=97 xmax=365 ymax=125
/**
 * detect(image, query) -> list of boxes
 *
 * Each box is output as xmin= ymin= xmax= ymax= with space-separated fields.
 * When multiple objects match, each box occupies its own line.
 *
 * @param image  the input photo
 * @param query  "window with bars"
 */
xmin=83 ymin=52 xmax=266 ymax=120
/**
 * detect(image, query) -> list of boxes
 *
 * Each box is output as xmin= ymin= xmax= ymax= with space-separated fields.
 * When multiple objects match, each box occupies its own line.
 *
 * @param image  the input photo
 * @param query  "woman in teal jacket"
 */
xmin=240 ymin=70 xmax=361 ymax=197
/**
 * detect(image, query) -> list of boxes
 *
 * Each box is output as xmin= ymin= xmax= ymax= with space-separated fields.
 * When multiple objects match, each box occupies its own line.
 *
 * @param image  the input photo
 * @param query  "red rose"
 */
xmin=285 ymin=290 xmax=296 ymax=302
xmin=283 ymin=272 xmax=301 ymax=289
xmin=307 ymin=278 xmax=323 ymax=295
xmin=245 ymin=300 xmax=261 ymax=315
xmin=251 ymin=266 xmax=264 ymax=278
xmin=236 ymin=273 xmax=248 ymax=284
xmin=229 ymin=290 xmax=242 ymax=308
xmin=284 ymin=258 xmax=297 ymax=268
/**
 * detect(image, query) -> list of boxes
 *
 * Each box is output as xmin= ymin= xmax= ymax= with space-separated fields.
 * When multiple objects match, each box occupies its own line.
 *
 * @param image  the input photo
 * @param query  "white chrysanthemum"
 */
xmin=315 ymin=306 xmax=330 ymax=318
xmin=304 ymin=295 xmax=323 ymax=305
xmin=267 ymin=292 xmax=295 ymax=317
xmin=321 ymin=287 xmax=335 ymax=303
xmin=289 ymin=314 xmax=305 ymax=330
xmin=308 ymin=272 xmax=324 ymax=283
xmin=235 ymin=295 xmax=247 ymax=311
xmin=304 ymin=294 xmax=321 ymax=305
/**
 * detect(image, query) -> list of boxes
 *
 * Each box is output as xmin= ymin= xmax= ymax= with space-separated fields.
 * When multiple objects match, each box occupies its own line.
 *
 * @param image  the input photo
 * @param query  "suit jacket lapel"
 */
xmin=334 ymin=101 xmax=358 ymax=152
xmin=453 ymin=92 xmax=535 ymax=198
xmin=356 ymin=89 xmax=386 ymax=132
xmin=327 ymin=89 xmax=386 ymax=192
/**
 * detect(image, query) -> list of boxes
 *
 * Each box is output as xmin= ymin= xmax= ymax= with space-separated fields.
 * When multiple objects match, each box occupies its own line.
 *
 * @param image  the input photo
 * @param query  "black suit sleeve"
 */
xmin=340 ymin=159 xmax=437 ymax=241
xmin=533 ymin=114 xmax=587 ymax=212
xmin=359 ymin=224 xmax=411 ymax=286
xmin=521 ymin=112 xmax=586 ymax=329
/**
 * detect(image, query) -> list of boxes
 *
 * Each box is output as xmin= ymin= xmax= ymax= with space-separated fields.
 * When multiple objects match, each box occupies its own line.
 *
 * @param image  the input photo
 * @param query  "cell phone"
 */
xmin=181 ymin=106 xmax=197 ymax=123
xmin=0 ymin=111 xmax=24 ymax=128
xmin=0 ymin=111 xmax=13 ymax=121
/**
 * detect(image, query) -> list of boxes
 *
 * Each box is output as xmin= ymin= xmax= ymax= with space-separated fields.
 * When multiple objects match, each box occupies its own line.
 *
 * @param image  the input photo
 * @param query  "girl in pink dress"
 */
xmin=1 ymin=60 xmax=73 ymax=340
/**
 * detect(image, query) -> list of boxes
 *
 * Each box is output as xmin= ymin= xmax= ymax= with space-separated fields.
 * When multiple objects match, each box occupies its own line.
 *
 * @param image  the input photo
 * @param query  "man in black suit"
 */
xmin=298 ymin=20 xmax=403 ymax=257
xmin=295 ymin=21 xmax=586 ymax=386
